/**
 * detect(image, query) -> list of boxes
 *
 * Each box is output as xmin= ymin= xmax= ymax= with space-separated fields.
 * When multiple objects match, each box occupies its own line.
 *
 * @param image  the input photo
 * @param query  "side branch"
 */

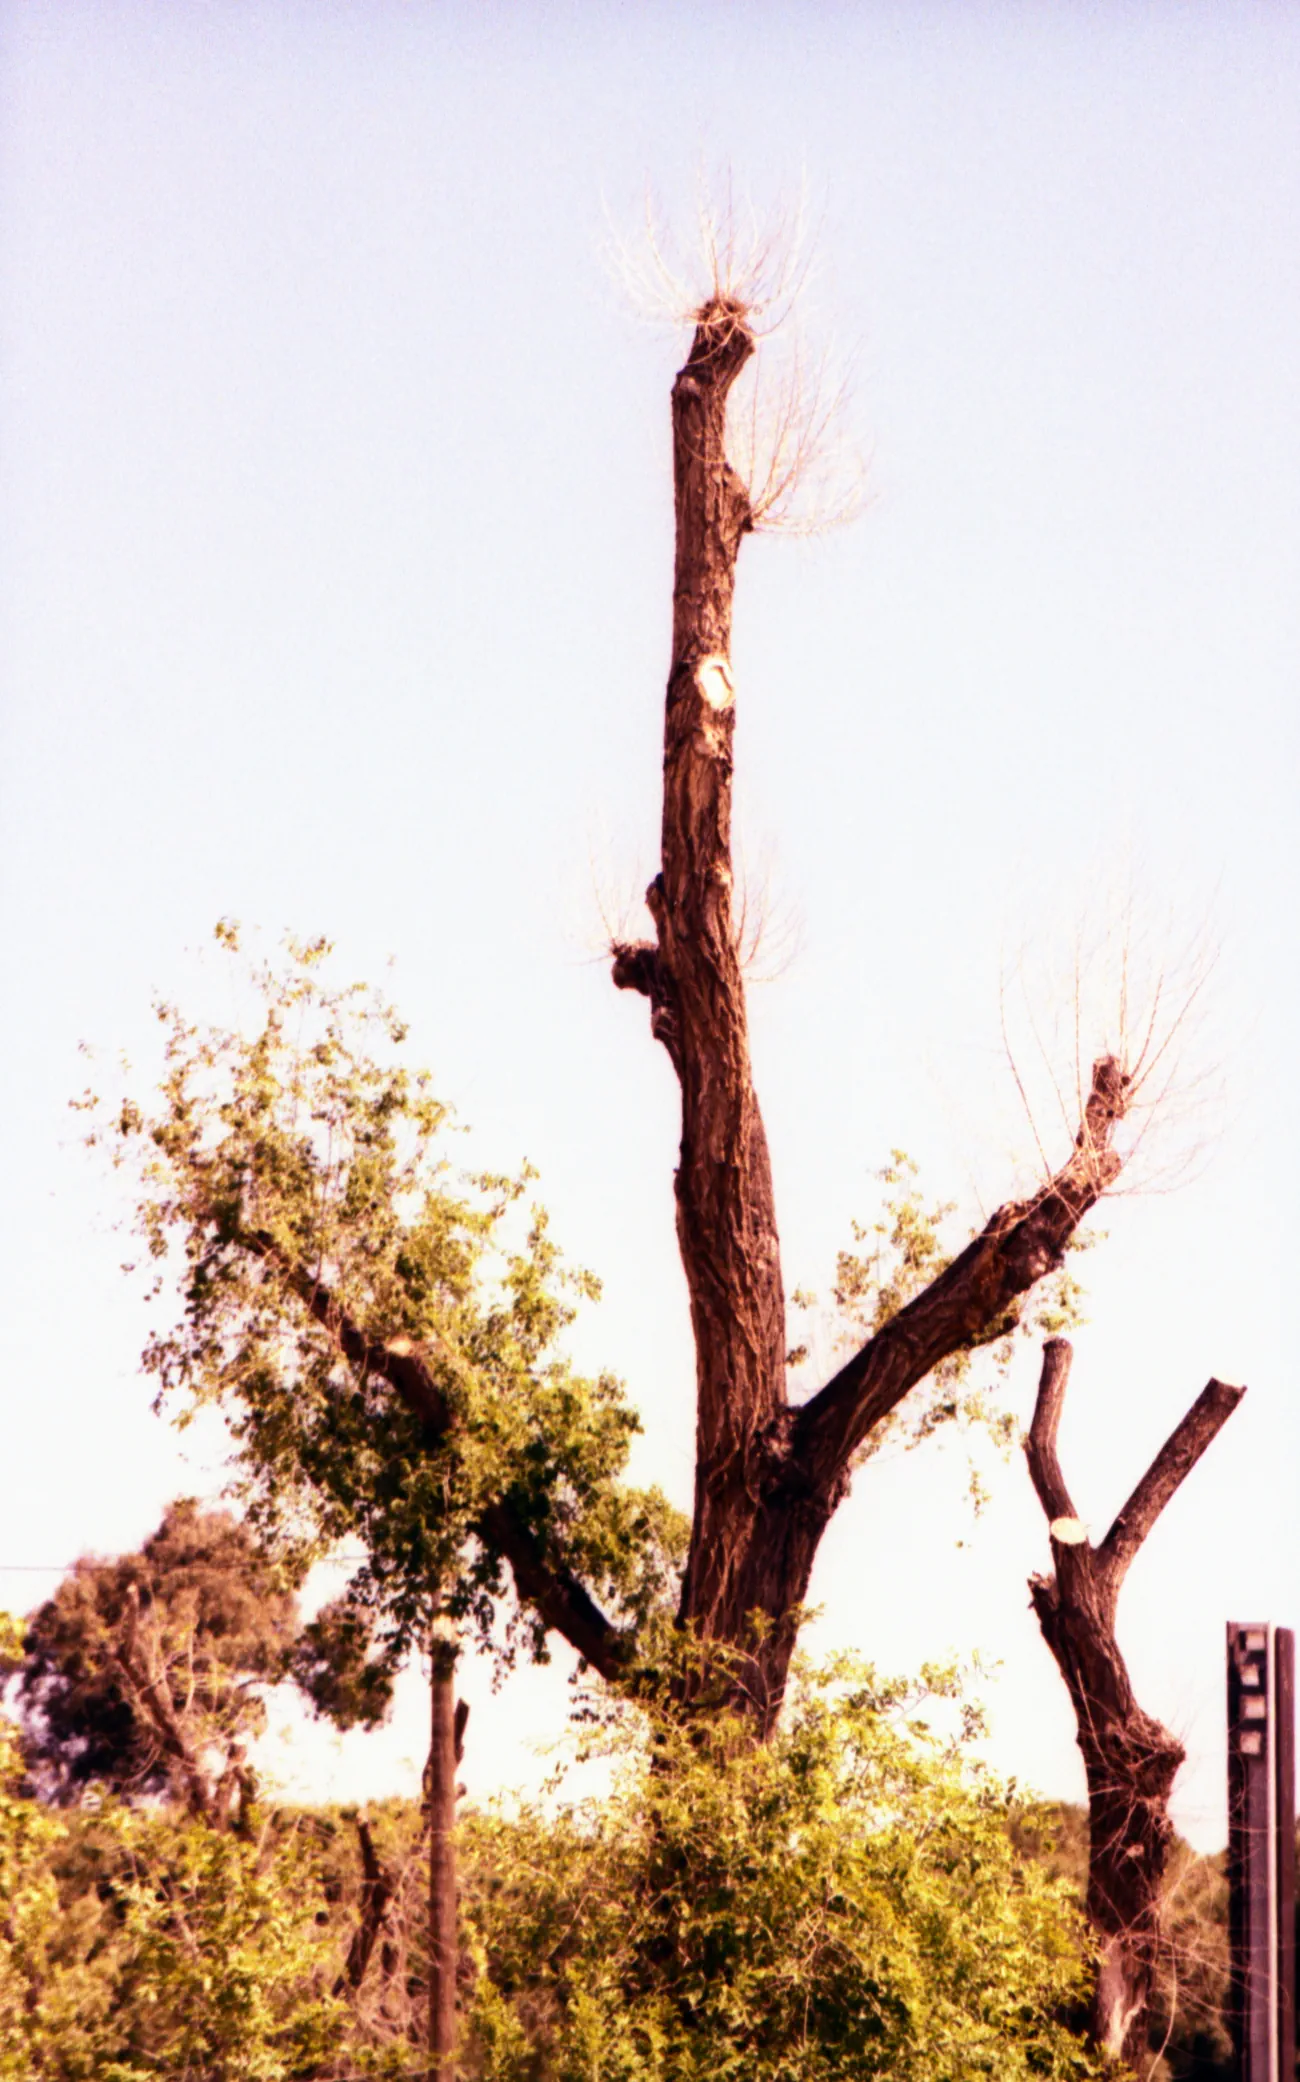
xmin=1097 ymin=1376 xmax=1245 ymax=1594
xmin=794 ymin=1055 xmax=1130 ymax=1496
xmin=1025 ymin=1338 xmax=1079 ymax=1528
xmin=241 ymin=1229 xmax=633 ymax=1684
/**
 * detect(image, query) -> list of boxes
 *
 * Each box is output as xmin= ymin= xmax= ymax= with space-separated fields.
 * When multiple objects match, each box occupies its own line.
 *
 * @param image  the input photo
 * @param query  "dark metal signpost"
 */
xmin=1228 ymin=1623 xmax=1295 ymax=2082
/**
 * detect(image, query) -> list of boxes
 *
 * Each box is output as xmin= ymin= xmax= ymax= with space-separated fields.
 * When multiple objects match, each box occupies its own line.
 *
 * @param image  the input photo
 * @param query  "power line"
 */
xmin=0 ymin=1554 xmax=369 ymax=1573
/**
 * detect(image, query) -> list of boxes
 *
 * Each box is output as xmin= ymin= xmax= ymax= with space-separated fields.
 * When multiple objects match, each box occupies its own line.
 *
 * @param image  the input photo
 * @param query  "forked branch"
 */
xmin=1024 ymin=1335 xmax=1245 ymax=2063
xmin=1027 ymin=1337 xmax=1244 ymax=1598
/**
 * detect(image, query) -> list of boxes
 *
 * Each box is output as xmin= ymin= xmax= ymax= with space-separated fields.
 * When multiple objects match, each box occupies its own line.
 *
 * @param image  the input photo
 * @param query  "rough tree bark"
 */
xmin=1025 ymin=1336 xmax=1244 ymax=2065
xmin=609 ymin=292 xmax=1133 ymax=1725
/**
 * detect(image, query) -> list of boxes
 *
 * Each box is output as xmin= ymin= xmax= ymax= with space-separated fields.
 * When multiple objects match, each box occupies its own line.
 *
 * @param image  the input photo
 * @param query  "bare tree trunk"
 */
xmin=427 ymin=1627 xmax=459 ymax=2081
xmin=335 ymin=1816 xmax=397 ymax=1998
xmin=1025 ymin=1337 xmax=1244 ymax=2064
xmin=610 ymin=295 xmax=1134 ymax=1729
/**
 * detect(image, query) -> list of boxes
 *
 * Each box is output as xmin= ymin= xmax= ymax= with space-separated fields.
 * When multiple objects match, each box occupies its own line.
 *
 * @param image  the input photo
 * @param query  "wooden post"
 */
xmin=427 ymin=1620 xmax=459 ymax=2080
xmin=1228 ymin=1623 xmax=1295 ymax=2082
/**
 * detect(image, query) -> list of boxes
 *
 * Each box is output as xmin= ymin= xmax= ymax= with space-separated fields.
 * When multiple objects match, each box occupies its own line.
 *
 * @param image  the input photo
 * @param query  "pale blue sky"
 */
xmin=2 ymin=1 xmax=1298 ymax=1845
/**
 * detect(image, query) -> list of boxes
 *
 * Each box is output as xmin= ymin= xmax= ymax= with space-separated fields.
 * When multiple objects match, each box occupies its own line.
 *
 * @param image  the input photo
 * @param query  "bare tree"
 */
xmin=1025 ymin=1336 xmax=1244 ymax=2065
xmin=607 ymin=285 xmax=1132 ymax=1725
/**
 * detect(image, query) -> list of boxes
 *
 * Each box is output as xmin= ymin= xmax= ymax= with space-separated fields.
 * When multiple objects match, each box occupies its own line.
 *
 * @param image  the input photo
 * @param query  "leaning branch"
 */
xmin=241 ymin=1228 xmax=633 ymax=1684
xmin=795 ymin=1054 xmax=1130 ymax=1496
xmin=1025 ymin=1337 xmax=1079 ymax=1528
xmin=1097 ymin=1375 xmax=1245 ymax=1595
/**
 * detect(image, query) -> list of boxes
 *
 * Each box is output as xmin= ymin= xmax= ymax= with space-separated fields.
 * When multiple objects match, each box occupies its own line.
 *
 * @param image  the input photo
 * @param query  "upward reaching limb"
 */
xmin=1025 ymin=1337 xmax=1244 ymax=2064
xmin=794 ymin=1055 xmax=1130 ymax=1495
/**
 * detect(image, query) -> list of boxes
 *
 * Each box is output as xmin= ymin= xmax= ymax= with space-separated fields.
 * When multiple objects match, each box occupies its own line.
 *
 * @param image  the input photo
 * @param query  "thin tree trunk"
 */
xmin=334 ymin=1816 xmax=397 ymax=1998
xmin=427 ymin=1627 xmax=459 ymax=2080
xmin=1025 ymin=1337 xmax=1244 ymax=2064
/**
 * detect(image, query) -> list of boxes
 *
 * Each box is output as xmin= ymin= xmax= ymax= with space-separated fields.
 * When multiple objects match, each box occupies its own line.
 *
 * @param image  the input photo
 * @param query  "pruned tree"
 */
xmin=97 ymin=267 xmax=1136 ymax=1783
xmin=608 ymin=284 xmax=1132 ymax=1724
xmin=1025 ymin=1335 xmax=1244 ymax=2065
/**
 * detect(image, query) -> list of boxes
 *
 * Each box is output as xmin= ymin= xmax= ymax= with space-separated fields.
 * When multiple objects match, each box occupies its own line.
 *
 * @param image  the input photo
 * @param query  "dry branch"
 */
xmin=335 ymin=1818 xmax=398 ymax=1998
xmin=1025 ymin=1336 xmax=1244 ymax=2062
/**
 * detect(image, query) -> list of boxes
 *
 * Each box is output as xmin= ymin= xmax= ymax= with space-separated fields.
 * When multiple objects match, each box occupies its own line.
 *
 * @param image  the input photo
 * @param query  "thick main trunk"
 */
xmin=614 ymin=300 xmax=790 ymax=1713
xmin=611 ymin=310 xmax=1133 ymax=1734
xmin=427 ymin=1634 xmax=459 ymax=2080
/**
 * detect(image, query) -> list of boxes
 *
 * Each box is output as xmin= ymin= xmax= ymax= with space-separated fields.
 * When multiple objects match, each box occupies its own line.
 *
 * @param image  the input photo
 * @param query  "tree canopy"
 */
xmin=90 ymin=929 xmax=687 ymax=1685
xmin=16 ymin=1500 xmax=298 ymax=1817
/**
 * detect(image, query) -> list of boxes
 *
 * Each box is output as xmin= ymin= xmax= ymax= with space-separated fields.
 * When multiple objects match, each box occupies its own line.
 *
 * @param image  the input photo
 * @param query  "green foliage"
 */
xmin=87 ymin=928 xmax=687 ymax=1672
xmin=288 ymin=1593 xmax=397 ymax=1733
xmin=0 ymin=1781 xmax=350 ymax=2077
xmin=0 ymin=1616 xmax=68 ymax=2076
xmin=789 ymin=1154 xmax=1094 ymax=1496
xmin=459 ymin=1654 xmax=1104 ymax=2081
xmin=1010 ymin=1802 xmax=1234 ymax=2082
xmin=18 ymin=1501 xmax=300 ymax=1807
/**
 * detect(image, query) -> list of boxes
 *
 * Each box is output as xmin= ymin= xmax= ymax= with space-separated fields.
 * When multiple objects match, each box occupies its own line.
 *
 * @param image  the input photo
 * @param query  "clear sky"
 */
xmin=2 ymin=0 xmax=1298 ymax=1848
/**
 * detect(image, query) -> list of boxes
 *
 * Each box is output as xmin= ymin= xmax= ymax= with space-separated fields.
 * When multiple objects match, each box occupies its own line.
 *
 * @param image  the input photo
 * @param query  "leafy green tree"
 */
xmin=87 ymin=930 xmax=688 ymax=2068
xmin=91 ymin=931 xmax=685 ymax=1682
xmin=0 ymin=1616 xmax=69 ymax=2076
xmin=0 ymin=1736 xmax=354 ymax=2080
xmin=17 ymin=1500 xmax=300 ymax=1824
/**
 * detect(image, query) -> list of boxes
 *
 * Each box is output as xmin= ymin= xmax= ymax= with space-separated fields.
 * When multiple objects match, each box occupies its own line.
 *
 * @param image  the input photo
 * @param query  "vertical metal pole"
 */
xmin=1228 ymin=1623 xmax=1296 ymax=2082
xmin=1274 ymin=1629 xmax=1295 ymax=2082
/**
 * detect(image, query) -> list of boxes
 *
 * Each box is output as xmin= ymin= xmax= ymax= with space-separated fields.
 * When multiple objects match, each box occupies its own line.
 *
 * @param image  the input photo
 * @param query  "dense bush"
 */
xmin=459 ymin=1658 xmax=1102 ymax=2082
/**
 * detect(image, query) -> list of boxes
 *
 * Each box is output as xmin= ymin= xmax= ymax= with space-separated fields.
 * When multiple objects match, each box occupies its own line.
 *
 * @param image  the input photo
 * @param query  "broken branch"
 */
xmin=1097 ymin=1375 xmax=1245 ymax=1594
